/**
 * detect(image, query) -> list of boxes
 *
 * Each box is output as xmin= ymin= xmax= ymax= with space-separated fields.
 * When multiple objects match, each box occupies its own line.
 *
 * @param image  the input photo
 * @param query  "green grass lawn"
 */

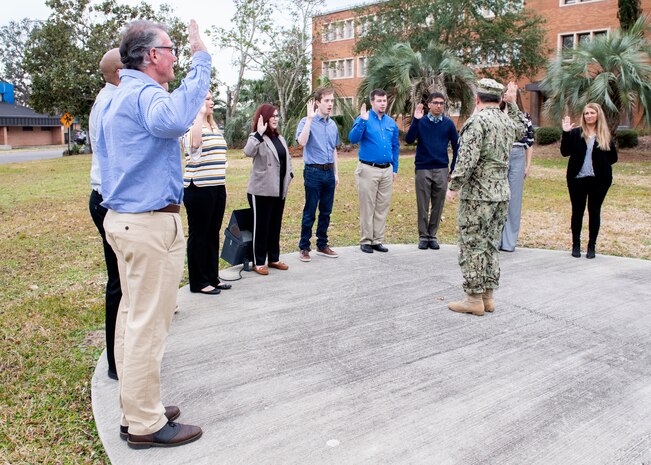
xmin=0 ymin=145 xmax=649 ymax=463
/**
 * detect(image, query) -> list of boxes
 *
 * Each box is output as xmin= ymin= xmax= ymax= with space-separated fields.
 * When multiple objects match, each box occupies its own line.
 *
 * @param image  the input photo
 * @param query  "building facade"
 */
xmin=312 ymin=0 xmax=651 ymax=126
xmin=0 ymin=82 xmax=64 ymax=149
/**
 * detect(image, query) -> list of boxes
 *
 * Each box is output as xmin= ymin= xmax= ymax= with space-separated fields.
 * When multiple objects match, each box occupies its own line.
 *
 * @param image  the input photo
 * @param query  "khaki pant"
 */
xmin=104 ymin=209 xmax=185 ymax=435
xmin=354 ymin=162 xmax=393 ymax=245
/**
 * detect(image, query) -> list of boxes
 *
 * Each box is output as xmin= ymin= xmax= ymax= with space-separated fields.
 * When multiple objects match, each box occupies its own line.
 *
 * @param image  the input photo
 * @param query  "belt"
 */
xmin=306 ymin=163 xmax=333 ymax=170
xmin=154 ymin=204 xmax=181 ymax=213
xmin=360 ymin=160 xmax=391 ymax=169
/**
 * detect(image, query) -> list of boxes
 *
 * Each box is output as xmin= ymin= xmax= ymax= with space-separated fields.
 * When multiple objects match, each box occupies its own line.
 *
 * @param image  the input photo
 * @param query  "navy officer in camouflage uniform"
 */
xmin=445 ymin=79 xmax=525 ymax=316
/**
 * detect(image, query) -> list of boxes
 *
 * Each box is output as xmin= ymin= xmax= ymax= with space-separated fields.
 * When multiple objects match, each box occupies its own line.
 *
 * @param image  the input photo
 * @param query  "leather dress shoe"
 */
xmin=268 ymin=261 xmax=289 ymax=270
xmin=371 ymin=244 xmax=389 ymax=252
xmin=107 ymin=368 xmax=118 ymax=380
xmin=571 ymin=244 xmax=581 ymax=258
xmin=127 ymin=421 xmax=202 ymax=449
xmin=429 ymin=239 xmax=440 ymax=250
xmin=253 ymin=265 xmax=269 ymax=275
xmin=418 ymin=240 xmax=429 ymax=250
xmin=360 ymin=244 xmax=373 ymax=253
xmin=120 ymin=406 xmax=181 ymax=440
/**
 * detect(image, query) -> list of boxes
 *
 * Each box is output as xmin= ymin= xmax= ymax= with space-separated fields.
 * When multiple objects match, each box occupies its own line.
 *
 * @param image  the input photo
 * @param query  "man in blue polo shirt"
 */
xmin=405 ymin=92 xmax=459 ymax=250
xmin=295 ymin=87 xmax=339 ymax=262
xmin=349 ymin=89 xmax=400 ymax=253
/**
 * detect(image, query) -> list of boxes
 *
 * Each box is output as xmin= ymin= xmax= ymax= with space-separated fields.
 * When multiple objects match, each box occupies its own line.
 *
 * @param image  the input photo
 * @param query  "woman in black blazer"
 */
xmin=560 ymin=102 xmax=617 ymax=259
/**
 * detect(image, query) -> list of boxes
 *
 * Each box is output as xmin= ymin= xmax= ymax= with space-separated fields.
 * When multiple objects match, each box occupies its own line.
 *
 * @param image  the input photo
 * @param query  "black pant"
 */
xmin=247 ymin=193 xmax=285 ymax=266
xmin=184 ymin=183 xmax=227 ymax=292
xmin=89 ymin=189 xmax=121 ymax=375
xmin=567 ymin=176 xmax=611 ymax=246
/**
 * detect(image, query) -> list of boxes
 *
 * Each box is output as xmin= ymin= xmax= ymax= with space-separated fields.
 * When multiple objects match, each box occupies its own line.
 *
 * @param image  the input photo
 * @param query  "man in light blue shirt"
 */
xmin=98 ymin=19 xmax=211 ymax=449
xmin=349 ymin=89 xmax=400 ymax=253
xmin=295 ymin=87 xmax=340 ymax=262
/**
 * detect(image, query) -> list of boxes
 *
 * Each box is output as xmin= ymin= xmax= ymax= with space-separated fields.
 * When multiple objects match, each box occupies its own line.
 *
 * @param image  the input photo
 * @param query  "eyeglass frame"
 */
xmin=152 ymin=45 xmax=177 ymax=56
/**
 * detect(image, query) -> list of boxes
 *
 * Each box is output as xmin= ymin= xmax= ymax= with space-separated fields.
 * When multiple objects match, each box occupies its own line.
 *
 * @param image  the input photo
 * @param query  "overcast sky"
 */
xmin=2 ymin=0 xmax=375 ymax=89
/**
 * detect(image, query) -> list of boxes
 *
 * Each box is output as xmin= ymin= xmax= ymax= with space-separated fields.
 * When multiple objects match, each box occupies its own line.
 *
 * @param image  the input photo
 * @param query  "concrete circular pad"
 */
xmin=92 ymin=245 xmax=651 ymax=464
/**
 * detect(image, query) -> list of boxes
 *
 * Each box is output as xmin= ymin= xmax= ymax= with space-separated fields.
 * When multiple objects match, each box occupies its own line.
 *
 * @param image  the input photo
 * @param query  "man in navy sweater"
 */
xmin=405 ymin=92 xmax=459 ymax=250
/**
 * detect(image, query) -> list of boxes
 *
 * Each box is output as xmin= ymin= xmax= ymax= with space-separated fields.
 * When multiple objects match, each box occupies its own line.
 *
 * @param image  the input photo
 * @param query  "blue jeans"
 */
xmin=299 ymin=164 xmax=336 ymax=250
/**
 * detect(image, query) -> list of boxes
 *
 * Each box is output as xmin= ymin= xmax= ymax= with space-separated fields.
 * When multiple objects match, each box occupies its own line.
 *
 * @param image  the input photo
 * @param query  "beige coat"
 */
xmin=244 ymin=132 xmax=293 ymax=198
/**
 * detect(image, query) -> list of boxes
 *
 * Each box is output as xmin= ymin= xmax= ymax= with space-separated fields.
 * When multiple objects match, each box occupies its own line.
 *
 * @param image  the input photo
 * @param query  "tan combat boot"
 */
xmin=448 ymin=293 xmax=485 ymax=316
xmin=482 ymin=289 xmax=495 ymax=312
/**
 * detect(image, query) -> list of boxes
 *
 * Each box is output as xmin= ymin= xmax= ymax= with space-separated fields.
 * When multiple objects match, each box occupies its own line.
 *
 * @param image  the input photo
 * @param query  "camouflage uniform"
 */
xmin=449 ymin=100 xmax=525 ymax=294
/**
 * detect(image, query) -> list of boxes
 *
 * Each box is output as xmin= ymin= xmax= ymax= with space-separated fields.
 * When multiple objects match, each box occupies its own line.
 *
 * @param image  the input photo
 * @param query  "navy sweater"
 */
xmin=405 ymin=116 xmax=459 ymax=172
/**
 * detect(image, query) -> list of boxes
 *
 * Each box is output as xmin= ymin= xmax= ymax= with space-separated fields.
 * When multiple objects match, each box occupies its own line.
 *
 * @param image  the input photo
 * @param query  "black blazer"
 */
xmin=560 ymin=128 xmax=617 ymax=182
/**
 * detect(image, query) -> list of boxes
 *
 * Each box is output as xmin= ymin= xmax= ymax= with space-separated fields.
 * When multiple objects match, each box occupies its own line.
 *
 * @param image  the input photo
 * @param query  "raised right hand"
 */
xmin=359 ymin=103 xmax=369 ymax=120
xmin=306 ymin=99 xmax=316 ymax=119
xmin=414 ymin=103 xmax=424 ymax=120
xmin=562 ymin=116 xmax=574 ymax=132
xmin=188 ymin=19 xmax=208 ymax=54
xmin=257 ymin=115 xmax=267 ymax=136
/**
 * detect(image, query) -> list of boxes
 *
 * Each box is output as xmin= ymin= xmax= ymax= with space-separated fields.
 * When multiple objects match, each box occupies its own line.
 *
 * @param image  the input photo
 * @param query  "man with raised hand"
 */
xmin=349 ymin=89 xmax=400 ymax=254
xmin=446 ymin=79 xmax=525 ymax=316
xmin=405 ymin=92 xmax=459 ymax=251
xmin=97 ymin=19 xmax=211 ymax=449
xmin=296 ymin=87 xmax=340 ymax=262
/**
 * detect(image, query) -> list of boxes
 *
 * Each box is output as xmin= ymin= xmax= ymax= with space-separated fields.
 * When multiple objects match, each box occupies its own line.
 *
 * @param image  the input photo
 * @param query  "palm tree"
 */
xmin=358 ymin=41 xmax=477 ymax=119
xmin=541 ymin=16 xmax=651 ymax=137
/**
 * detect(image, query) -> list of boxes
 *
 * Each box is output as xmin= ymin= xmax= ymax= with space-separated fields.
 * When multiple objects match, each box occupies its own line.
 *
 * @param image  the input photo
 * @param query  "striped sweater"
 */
xmin=183 ymin=125 xmax=228 ymax=187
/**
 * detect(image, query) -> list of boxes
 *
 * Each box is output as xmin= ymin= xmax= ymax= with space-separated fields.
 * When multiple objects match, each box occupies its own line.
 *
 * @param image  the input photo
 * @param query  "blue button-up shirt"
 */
xmin=97 ymin=51 xmax=212 ymax=213
xmin=348 ymin=110 xmax=400 ymax=173
xmin=295 ymin=113 xmax=339 ymax=164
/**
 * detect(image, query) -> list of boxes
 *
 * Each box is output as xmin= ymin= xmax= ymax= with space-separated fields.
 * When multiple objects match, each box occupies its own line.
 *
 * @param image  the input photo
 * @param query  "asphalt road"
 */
xmin=0 ymin=146 xmax=67 ymax=164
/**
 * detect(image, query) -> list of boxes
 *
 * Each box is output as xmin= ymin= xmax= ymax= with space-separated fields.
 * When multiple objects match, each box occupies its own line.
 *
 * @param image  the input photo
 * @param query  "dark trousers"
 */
xmin=248 ymin=193 xmax=285 ymax=266
xmin=567 ymin=176 xmax=611 ymax=246
xmin=89 ymin=189 xmax=121 ymax=375
xmin=299 ymin=164 xmax=336 ymax=251
xmin=183 ymin=183 xmax=227 ymax=292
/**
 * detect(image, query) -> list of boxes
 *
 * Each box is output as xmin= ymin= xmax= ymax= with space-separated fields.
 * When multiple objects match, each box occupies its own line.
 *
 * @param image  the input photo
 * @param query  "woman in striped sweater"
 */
xmin=182 ymin=91 xmax=231 ymax=294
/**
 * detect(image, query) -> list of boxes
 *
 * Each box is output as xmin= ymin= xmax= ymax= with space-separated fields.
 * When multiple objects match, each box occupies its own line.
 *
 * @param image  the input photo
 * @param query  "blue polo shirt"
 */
xmin=97 ymin=51 xmax=212 ymax=213
xmin=296 ymin=113 xmax=339 ymax=164
xmin=348 ymin=110 xmax=400 ymax=173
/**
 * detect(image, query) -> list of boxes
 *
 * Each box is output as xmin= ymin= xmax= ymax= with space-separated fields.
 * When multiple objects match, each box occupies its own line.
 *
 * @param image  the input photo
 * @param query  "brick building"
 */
xmin=312 ymin=0 xmax=651 ymax=127
xmin=0 ymin=82 xmax=65 ymax=149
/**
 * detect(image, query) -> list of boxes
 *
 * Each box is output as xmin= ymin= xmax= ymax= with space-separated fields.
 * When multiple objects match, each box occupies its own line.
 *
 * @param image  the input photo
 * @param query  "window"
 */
xmin=22 ymin=127 xmax=34 ymax=131
xmin=322 ymin=18 xmax=355 ymax=42
xmin=562 ymin=0 xmax=604 ymax=5
xmin=559 ymin=30 xmax=608 ymax=50
xmin=358 ymin=57 xmax=368 ymax=77
xmin=322 ymin=59 xmax=355 ymax=79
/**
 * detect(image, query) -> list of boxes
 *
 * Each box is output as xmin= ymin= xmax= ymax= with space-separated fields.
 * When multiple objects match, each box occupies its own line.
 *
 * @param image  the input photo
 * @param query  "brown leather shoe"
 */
xmin=316 ymin=246 xmax=339 ymax=258
xmin=127 ymin=421 xmax=202 ymax=449
xmin=268 ymin=261 xmax=289 ymax=270
xmin=120 ymin=406 xmax=181 ymax=440
xmin=253 ymin=265 xmax=269 ymax=275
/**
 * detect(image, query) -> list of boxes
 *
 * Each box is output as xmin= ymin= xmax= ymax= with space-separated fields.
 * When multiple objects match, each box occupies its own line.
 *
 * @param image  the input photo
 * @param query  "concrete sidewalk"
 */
xmin=92 ymin=245 xmax=651 ymax=465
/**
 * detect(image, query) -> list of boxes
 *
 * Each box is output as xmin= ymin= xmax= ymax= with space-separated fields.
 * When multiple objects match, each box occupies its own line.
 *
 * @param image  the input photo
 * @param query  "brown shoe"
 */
xmin=127 ymin=421 xmax=202 ymax=449
xmin=253 ymin=265 xmax=269 ymax=275
xmin=448 ymin=293 xmax=485 ymax=316
xmin=316 ymin=246 xmax=339 ymax=258
xmin=120 ymin=406 xmax=181 ymax=440
xmin=299 ymin=249 xmax=311 ymax=262
xmin=268 ymin=261 xmax=289 ymax=270
xmin=482 ymin=289 xmax=495 ymax=312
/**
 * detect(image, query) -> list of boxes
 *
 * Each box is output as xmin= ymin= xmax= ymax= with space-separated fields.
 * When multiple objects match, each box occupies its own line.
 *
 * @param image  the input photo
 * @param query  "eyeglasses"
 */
xmin=430 ymin=101 xmax=446 ymax=106
xmin=153 ymin=45 xmax=176 ymax=56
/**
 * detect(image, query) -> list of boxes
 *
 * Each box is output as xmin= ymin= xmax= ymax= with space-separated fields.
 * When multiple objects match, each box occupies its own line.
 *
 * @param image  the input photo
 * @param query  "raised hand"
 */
xmin=503 ymin=82 xmax=518 ymax=104
xmin=359 ymin=103 xmax=369 ymax=120
xmin=562 ymin=116 xmax=574 ymax=132
xmin=414 ymin=103 xmax=424 ymax=120
xmin=257 ymin=115 xmax=267 ymax=136
xmin=306 ymin=99 xmax=316 ymax=119
xmin=188 ymin=19 xmax=208 ymax=54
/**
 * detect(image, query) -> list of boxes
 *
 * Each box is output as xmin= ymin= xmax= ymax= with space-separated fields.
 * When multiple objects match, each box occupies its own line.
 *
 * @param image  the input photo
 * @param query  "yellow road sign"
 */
xmin=60 ymin=112 xmax=74 ymax=128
